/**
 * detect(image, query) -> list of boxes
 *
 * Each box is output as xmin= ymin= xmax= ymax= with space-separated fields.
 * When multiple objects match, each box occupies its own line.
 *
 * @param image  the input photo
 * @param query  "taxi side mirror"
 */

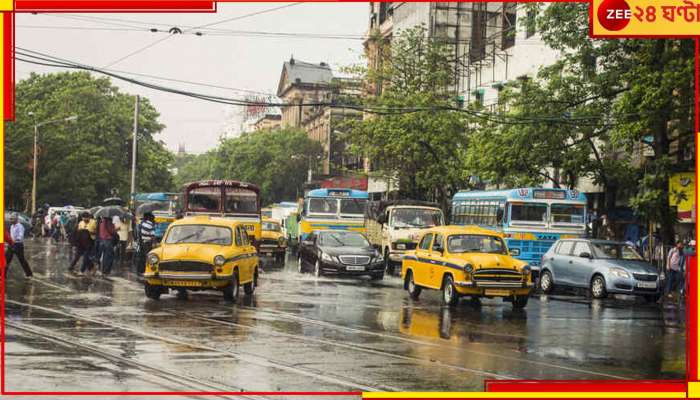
xmin=510 ymin=248 xmax=520 ymax=257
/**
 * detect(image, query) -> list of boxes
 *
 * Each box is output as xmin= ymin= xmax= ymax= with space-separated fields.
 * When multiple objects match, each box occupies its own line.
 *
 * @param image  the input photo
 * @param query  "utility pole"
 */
xmin=130 ymin=95 xmax=139 ymax=197
xmin=31 ymin=124 xmax=38 ymax=214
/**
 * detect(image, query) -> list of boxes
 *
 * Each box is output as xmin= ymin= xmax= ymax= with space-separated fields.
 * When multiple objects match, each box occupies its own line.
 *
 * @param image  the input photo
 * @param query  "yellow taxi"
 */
xmin=259 ymin=218 xmax=287 ymax=262
xmin=401 ymin=226 xmax=533 ymax=308
xmin=143 ymin=216 xmax=259 ymax=301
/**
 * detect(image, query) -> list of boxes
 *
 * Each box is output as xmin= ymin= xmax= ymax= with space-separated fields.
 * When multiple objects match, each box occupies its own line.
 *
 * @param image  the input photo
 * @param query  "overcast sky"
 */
xmin=15 ymin=3 xmax=368 ymax=154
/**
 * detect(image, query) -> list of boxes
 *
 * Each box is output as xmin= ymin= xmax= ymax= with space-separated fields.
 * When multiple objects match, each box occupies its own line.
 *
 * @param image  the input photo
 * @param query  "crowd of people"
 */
xmin=5 ymin=205 xmax=159 ymax=278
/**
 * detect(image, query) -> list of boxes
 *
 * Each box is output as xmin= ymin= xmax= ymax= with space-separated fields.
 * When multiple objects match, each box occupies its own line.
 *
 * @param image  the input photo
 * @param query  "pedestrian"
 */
xmin=136 ymin=212 xmax=156 ymax=275
xmin=97 ymin=215 xmax=117 ymax=275
xmin=7 ymin=214 xmax=33 ymax=278
xmin=59 ymin=212 xmax=69 ymax=241
xmin=113 ymin=214 xmax=128 ymax=265
xmin=663 ymin=240 xmax=684 ymax=302
xmin=4 ymin=226 xmax=14 ymax=273
xmin=70 ymin=212 xmax=95 ymax=274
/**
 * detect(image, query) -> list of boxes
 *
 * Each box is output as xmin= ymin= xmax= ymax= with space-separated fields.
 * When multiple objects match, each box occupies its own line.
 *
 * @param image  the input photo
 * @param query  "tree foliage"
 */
xmin=344 ymin=26 xmax=472 ymax=210
xmin=174 ymin=128 xmax=323 ymax=205
xmin=5 ymin=71 xmax=174 ymax=210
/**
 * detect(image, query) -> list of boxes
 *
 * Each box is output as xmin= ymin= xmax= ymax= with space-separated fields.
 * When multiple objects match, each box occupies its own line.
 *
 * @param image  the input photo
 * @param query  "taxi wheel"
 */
xmin=244 ymin=269 xmax=256 ymax=295
xmin=223 ymin=270 xmax=240 ymax=301
xmin=591 ymin=275 xmax=607 ymax=299
xmin=540 ymin=270 xmax=554 ymax=294
xmin=406 ymin=271 xmax=421 ymax=299
xmin=175 ymin=288 xmax=188 ymax=300
xmin=512 ymin=295 xmax=529 ymax=309
xmin=442 ymin=275 xmax=459 ymax=306
xmin=144 ymin=283 xmax=161 ymax=300
xmin=314 ymin=260 xmax=322 ymax=277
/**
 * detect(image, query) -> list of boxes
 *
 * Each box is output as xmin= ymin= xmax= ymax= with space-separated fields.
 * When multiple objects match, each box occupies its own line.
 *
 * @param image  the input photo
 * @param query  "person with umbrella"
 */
xmin=95 ymin=206 xmax=124 ymax=276
xmin=70 ymin=211 xmax=96 ymax=274
xmin=136 ymin=212 xmax=156 ymax=275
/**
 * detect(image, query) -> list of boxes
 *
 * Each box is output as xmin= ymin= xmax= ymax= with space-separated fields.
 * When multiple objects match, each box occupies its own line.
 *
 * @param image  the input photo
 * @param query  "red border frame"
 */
xmin=1 ymin=0 xmax=697 ymax=398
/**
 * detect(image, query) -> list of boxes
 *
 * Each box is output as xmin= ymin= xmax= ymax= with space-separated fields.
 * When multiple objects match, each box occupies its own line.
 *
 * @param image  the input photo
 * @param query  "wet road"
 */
xmin=3 ymin=240 xmax=686 ymax=395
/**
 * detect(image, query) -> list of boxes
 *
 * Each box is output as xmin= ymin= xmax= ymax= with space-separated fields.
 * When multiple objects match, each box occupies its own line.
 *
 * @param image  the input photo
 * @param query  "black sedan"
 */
xmin=297 ymin=230 xmax=385 ymax=280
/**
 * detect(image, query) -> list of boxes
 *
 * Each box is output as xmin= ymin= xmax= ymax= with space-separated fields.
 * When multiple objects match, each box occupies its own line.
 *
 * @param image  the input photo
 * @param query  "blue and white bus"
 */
xmin=451 ymin=188 xmax=587 ymax=275
xmin=299 ymin=188 xmax=369 ymax=241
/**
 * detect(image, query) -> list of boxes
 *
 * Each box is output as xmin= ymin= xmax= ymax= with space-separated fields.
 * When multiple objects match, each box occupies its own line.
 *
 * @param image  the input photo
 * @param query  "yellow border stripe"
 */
xmin=1 ymin=11 xmax=4 ymax=237
xmin=363 ymin=393 xmax=686 ymax=399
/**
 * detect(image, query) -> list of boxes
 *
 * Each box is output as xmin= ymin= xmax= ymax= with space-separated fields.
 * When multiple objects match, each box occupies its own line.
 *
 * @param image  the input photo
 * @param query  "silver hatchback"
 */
xmin=540 ymin=239 xmax=661 ymax=301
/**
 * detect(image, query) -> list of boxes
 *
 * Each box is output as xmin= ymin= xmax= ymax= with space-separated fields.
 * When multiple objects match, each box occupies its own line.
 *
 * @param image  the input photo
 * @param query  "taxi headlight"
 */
xmin=522 ymin=265 xmax=532 ymax=276
xmin=278 ymin=237 xmax=285 ymax=245
xmin=464 ymin=263 xmax=473 ymax=273
xmin=147 ymin=253 xmax=159 ymax=266
xmin=214 ymin=255 xmax=226 ymax=266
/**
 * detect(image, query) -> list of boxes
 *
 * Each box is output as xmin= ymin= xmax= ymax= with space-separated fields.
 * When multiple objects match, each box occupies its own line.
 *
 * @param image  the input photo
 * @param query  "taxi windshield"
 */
xmin=165 ymin=225 xmax=232 ymax=245
xmin=262 ymin=221 xmax=280 ymax=231
xmin=447 ymin=234 xmax=506 ymax=254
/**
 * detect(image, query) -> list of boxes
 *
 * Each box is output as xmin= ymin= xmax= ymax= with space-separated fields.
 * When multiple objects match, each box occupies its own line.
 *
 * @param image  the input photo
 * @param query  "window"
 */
xmin=419 ymin=233 xmax=433 ymax=250
xmin=557 ymin=241 xmax=574 ymax=255
xmin=188 ymin=187 xmax=221 ymax=212
xmin=526 ymin=9 xmax=536 ymax=38
xmin=340 ymin=198 xmax=367 ymax=216
xmin=165 ymin=225 xmax=232 ymax=246
xmin=572 ymin=242 xmax=592 ymax=257
xmin=320 ymin=231 xmax=370 ymax=247
xmin=392 ymin=208 xmax=443 ymax=228
xmin=551 ymin=204 xmax=585 ymax=224
xmin=502 ymin=3 xmax=517 ymax=49
xmin=235 ymin=227 xmax=242 ymax=246
xmin=432 ymin=234 xmax=444 ymax=252
xmin=262 ymin=221 xmax=281 ymax=231
xmin=592 ymin=243 xmax=643 ymax=260
xmin=240 ymin=228 xmax=250 ymax=246
xmin=224 ymin=187 xmax=258 ymax=214
xmin=447 ymin=234 xmax=507 ymax=254
xmin=308 ymin=198 xmax=338 ymax=216
xmin=510 ymin=202 xmax=548 ymax=223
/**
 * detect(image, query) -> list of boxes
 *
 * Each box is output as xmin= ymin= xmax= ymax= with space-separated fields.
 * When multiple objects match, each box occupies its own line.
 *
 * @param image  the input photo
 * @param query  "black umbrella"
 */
xmin=94 ymin=206 xmax=127 ymax=219
xmin=89 ymin=206 xmax=101 ymax=216
xmin=103 ymin=197 xmax=125 ymax=206
xmin=136 ymin=202 xmax=167 ymax=217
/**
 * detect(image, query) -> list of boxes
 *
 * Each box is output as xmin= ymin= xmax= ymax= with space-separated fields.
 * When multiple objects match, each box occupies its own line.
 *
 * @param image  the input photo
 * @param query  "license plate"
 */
xmin=346 ymin=266 xmax=365 ymax=271
xmin=637 ymin=281 xmax=657 ymax=289
xmin=164 ymin=280 xmax=203 ymax=287
xmin=484 ymin=289 xmax=511 ymax=297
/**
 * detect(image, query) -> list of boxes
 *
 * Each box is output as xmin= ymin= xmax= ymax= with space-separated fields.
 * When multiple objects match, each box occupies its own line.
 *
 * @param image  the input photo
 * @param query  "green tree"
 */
xmin=344 ymin=25 xmax=473 ymax=210
xmin=173 ymin=128 xmax=323 ymax=205
xmin=5 ymin=71 xmax=174 ymax=210
xmin=172 ymin=151 xmax=218 ymax=189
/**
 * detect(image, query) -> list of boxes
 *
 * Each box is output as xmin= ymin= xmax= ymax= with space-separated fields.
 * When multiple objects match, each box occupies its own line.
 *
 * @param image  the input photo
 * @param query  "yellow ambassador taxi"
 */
xmin=143 ymin=216 xmax=259 ymax=301
xmin=401 ymin=226 xmax=533 ymax=308
xmin=259 ymin=218 xmax=287 ymax=262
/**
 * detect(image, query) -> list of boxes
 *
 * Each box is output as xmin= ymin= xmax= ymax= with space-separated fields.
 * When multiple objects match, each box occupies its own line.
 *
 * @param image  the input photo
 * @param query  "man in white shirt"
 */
xmin=7 ymin=214 xmax=33 ymax=277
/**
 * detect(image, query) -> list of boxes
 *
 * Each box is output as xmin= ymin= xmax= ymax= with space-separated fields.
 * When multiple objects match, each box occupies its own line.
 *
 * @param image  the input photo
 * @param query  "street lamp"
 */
xmin=30 ymin=114 xmax=78 ymax=214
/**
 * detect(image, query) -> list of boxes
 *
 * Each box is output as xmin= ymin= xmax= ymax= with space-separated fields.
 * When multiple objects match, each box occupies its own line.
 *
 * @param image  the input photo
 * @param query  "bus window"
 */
xmin=551 ymin=204 xmax=585 ymax=224
xmin=308 ymin=198 xmax=337 ymax=216
xmin=188 ymin=187 xmax=221 ymax=212
xmin=510 ymin=203 xmax=548 ymax=224
xmin=224 ymin=187 xmax=258 ymax=213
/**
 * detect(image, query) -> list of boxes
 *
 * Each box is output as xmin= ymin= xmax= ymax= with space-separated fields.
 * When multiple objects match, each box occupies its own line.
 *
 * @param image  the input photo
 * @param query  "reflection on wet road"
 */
xmin=4 ymin=240 xmax=686 ymax=394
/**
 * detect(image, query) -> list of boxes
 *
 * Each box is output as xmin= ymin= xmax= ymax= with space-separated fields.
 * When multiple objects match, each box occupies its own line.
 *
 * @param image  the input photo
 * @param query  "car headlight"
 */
xmin=610 ymin=267 xmax=631 ymax=279
xmin=521 ymin=265 xmax=531 ymax=276
xmin=375 ymin=252 xmax=384 ymax=262
xmin=395 ymin=243 xmax=406 ymax=250
xmin=214 ymin=255 xmax=226 ymax=266
xmin=321 ymin=252 xmax=333 ymax=262
xmin=464 ymin=263 xmax=473 ymax=273
xmin=147 ymin=253 xmax=159 ymax=266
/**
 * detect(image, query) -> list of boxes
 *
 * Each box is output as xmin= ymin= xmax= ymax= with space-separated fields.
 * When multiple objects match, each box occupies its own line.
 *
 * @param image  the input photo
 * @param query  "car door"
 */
xmin=299 ymin=232 xmax=315 ymax=267
xmin=240 ymin=227 xmax=256 ymax=283
xmin=570 ymin=241 xmax=595 ymax=288
xmin=413 ymin=233 xmax=433 ymax=287
xmin=429 ymin=234 xmax=446 ymax=288
xmin=551 ymin=240 xmax=575 ymax=286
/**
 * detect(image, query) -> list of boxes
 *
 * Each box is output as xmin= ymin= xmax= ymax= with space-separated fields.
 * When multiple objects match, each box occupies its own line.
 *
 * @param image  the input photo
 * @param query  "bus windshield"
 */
xmin=224 ymin=187 xmax=258 ymax=214
xmin=308 ymin=198 xmax=338 ymax=216
xmin=551 ymin=204 xmax=585 ymax=224
xmin=188 ymin=187 xmax=221 ymax=212
xmin=339 ymin=198 xmax=367 ymax=216
xmin=510 ymin=203 xmax=548 ymax=224
xmin=392 ymin=208 xmax=443 ymax=228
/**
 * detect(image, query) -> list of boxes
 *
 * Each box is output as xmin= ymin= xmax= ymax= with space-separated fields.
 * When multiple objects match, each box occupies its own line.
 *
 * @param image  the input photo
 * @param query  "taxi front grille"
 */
xmin=159 ymin=261 xmax=212 ymax=273
xmin=260 ymin=239 xmax=278 ymax=246
xmin=472 ymin=269 xmax=523 ymax=283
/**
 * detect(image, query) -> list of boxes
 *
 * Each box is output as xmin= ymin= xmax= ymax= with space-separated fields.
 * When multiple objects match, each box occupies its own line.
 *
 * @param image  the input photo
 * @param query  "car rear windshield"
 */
xmin=592 ymin=243 xmax=643 ymax=260
xmin=447 ymin=234 xmax=506 ymax=254
xmin=165 ymin=225 xmax=232 ymax=245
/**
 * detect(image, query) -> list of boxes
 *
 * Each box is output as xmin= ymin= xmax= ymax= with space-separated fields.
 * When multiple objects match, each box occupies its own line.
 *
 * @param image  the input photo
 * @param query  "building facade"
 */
xmin=251 ymin=114 xmax=282 ymax=132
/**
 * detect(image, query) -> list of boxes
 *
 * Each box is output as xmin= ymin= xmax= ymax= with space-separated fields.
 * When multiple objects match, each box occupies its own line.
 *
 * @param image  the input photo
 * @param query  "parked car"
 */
xmin=539 ymin=239 xmax=661 ymax=301
xmin=143 ymin=216 xmax=260 ymax=301
xmin=401 ymin=226 xmax=533 ymax=308
xmin=297 ymin=229 xmax=384 ymax=279
xmin=259 ymin=217 xmax=287 ymax=262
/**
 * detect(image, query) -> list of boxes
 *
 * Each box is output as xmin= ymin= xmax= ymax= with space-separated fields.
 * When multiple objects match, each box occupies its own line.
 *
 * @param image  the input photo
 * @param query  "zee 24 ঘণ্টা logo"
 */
xmin=596 ymin=0 xmax=700 ymax=34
